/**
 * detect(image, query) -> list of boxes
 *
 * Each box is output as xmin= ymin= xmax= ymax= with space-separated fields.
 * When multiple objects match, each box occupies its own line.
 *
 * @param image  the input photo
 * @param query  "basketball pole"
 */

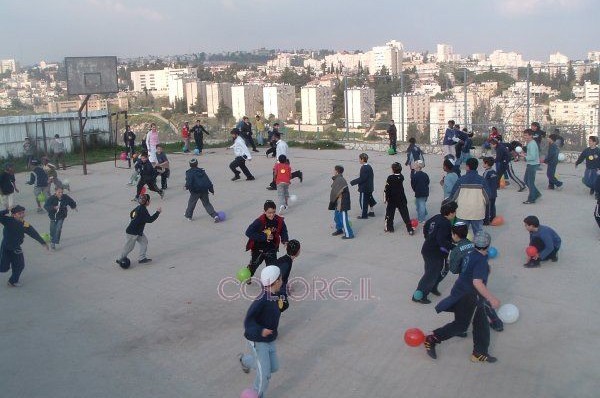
xmin=78 ymin=95 xmax=91 ymax=175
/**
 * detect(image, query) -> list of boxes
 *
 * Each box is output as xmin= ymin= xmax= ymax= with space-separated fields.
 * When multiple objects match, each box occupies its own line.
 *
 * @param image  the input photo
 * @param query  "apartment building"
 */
xmin=231 ymin=84 xmax=263 ymax=120
xmin=345 ymin=87 xmax=375 ymax=128
xmin=391 ymin=93 xmax=430 ymax=141
xmin=263 ymin=85 xmax=295 ymax=120
xmin=301 ymin=85 xmax=332 ymax=125
xmin=184 ymin=80 xmax=208 ymax=114
xmin=205 ymin=82 xmax=233 ymax=118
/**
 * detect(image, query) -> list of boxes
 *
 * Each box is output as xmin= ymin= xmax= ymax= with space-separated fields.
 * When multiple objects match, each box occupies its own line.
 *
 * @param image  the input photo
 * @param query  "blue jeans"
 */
xmin=333 ymin=210 xmax=354 ymax=238
xmin=584 ymin=168 xmax=599 ymax=191
xmin=546 ymin=162 xmax=562 ymax=188
xmin=242 ymin=341 xmax=279 ymax=398
xmin=457 ymin=218 xmax=484 ymax=236
xmin=50 ymin=219 xmax=64 ymax=244
xmin=524 ymin=164 xmax=541 ymax=202
xmin=415 ymin=197 xmax=428 ymax=222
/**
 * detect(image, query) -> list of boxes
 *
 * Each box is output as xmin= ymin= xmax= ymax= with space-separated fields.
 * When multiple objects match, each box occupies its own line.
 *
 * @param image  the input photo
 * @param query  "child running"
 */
xmin=245 ymin=200 xmax=289 ymax=279
xmin=184 ymin=158 xmax=220 ymax=222
xmin=410 ymin=160 xmax=429 ymax=224
xmin=424 ymin=231 xmax=501 ymax=363
xmin=134 ymin=152 xmax=164 ymax=200
xmin=274 ymin=155 xmax=291 ymax=214
xmin=43 ymin=187 xmax=77 ymax=250
xmin=275 ymin=239 xmax=301 ymax=312
xmin=26 ymin=159 xmax=50 ymax=213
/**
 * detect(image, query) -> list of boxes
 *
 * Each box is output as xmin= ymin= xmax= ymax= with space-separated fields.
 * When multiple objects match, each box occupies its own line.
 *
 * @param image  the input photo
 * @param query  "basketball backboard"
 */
xmin=65 ymin=56 xmax=118 ymax=95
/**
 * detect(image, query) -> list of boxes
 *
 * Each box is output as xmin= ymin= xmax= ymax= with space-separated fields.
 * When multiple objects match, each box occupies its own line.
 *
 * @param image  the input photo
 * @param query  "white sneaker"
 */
xmin=185 ymin=216 xmax=192 ymax=222
xmin=279 ymin=205 xmax=287 ymax=214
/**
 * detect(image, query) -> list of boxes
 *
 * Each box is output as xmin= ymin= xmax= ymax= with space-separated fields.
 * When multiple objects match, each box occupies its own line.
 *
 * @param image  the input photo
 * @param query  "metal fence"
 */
xmin=0 ymin=110 xmax=111 ymax=161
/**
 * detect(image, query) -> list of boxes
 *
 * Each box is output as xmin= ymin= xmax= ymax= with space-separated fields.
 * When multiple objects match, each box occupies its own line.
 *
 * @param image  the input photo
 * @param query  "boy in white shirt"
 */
xmin=229 ymin=128 xmax=255 ymax=181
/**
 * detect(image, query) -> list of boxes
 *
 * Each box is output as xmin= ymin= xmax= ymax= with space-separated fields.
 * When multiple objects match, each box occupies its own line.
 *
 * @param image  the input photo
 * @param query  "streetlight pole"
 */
xmin=526 ymin=63 xmax=531 ymax=128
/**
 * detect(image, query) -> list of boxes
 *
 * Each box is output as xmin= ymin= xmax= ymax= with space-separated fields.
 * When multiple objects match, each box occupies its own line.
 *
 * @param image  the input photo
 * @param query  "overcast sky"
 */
xmin=1 ymin=0 xmax=598 ymax=65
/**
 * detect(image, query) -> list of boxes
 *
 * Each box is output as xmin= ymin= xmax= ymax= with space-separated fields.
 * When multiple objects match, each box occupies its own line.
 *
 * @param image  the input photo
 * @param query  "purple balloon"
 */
xmin=216 ymin=211 xmax=226 ymax=221
xmin=240 ymin=388 xmax=258 ymax=398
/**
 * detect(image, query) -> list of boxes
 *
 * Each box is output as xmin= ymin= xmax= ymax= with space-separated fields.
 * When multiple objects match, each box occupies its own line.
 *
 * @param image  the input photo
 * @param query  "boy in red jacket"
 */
xmin=274 ymin=155 xmax=291 ymax=214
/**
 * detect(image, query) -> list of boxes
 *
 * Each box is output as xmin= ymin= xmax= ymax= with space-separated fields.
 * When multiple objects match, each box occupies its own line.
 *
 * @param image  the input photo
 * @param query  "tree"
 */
xmin=566 ymin=62 xmax=576 ymax=86
xmin=579 ymin=67 xmax=599 ymax=85
xmin=173 ymin=98 xmax=187 ymax=114
xmin=190 ymin=93 xmax=206 ymax=114
xmin=196 ymin=65 xmax=214 ymax=81
xmin=215 ymin=102 xmax=234 ymax=126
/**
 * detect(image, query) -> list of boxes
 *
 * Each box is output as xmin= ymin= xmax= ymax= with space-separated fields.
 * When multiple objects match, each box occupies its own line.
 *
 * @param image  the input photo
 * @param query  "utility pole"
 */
xmin=400 ymin=72 xmax=405 ymax=141
xmin=344 ymin=75 xmax=349 ymax=140
xmin=526 ymin=63 xmax=531 ymax=128
xmin=463 ymin=69 xmax=468 ymax=129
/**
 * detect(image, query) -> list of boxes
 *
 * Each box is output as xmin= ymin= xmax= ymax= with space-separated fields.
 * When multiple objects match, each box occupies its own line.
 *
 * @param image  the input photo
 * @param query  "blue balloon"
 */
xmin=413 ymin=290 xmax=423 ymax=300
xmin=488 ymin=247 xmax=498 ymax=258
xmin=194 ymin=148 xmax=200 ymax=155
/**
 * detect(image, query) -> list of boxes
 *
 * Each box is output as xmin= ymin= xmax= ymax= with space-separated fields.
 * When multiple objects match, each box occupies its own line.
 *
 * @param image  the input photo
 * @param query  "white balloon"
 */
xmin=558 ymin=153 xmax=566 ymax=162
xmin=515 ymin=146 xmax=523 ymax=153
xmin=497 ymin=303 xmax=519 ymax=324
xmin=289 ymin=194 xmax=298 ymax=203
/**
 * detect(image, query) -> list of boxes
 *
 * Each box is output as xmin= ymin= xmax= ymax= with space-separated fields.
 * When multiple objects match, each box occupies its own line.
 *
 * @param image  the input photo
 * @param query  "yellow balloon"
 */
xmin=264 ymin=229 xmax=271 ymax=236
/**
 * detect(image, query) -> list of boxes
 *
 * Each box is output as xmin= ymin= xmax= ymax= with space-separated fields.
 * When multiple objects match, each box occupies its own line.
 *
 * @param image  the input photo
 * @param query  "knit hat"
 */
xmin=189 ymin=158 xmax=198 ymax=166
xmin=260 ymin=265 xmax=281 ymax=287
xmin=473 ymin=231 xmax=491 ymax=249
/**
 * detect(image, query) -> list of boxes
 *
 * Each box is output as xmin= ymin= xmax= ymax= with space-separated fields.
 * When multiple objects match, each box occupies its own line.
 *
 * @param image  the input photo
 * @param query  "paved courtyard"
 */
xmin=1 ymin=147 xmax=598 ymax=398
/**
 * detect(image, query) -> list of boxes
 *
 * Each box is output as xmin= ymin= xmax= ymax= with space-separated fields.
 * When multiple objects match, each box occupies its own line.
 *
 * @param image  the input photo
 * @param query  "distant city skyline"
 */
xmin=1 ymin=0 xmax=598 ymax=65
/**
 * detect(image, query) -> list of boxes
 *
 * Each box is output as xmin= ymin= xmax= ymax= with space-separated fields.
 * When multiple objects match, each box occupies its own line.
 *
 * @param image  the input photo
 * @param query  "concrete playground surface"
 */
xmin=1 ymin=147 xmax=599 ymax=398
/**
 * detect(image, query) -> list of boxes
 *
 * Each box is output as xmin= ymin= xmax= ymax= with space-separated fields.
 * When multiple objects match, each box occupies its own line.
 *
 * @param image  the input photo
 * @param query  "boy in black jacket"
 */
xmin=1 ymin=205 xmax=48 ymax=287
xmin=184 ymin=158 xmax=220 ymax=222
xmin=190 ymin=119 xmax=210 ymax=154
xmin=43 ymin=187 xmax=77 ymax=250
xmin=134 ymin=152 xmax=164 ymax=201
xmin=482 ymin=157 xmax=498 ymax=225
xmin=350 ymin=153 xmax=376 ymax=219
xmin=575 ymin=136 xmax=600 ymax=195
xmin=245 ymin=201 xmax=289 ymax=278
xmin=384 ymin=162 xmax=414 ymax=235
xmin=238 ymin=266 xmax=283 ymax=397
xmin=116 ymin=194 xmax=161 ymax=268
xmin=595 ymin=171 xmax=600 ymax=235
xmin=544 ymin=133 xmax=563 ymax=190
xmin=412 ymin=201 xmax=457 ymax=304
xmin=275 ymin=239 xmax=301 ymax=312
xmin=410 ymin=160 xmax=430 ymax=223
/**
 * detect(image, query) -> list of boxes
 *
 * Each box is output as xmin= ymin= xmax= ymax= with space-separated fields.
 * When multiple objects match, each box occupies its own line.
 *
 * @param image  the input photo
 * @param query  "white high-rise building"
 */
xmin=549 ymin=52 xmax=569 ymax=64
xmin=436 ymin=44 xmax=454 ymax=63
xmin=486 ymin=50 xmax=526 ymax=68
xmin=167 ymin=68 xmax=197 ymax=105
xmin=0 ymin=59 xmax=18 ymax=74
xmin=231 ymin=84 xmax=263 ymax=120
xmin=587 ymin=51 xmax=600 ymax=63
xmin=184 ymin=80 xmax=208 ymax=114
xmin=263 ymin=85 xmax=295 ymax=120
xmin=429 ymin=100 xmax=468 ymax=144
xmin=391 ymin=94 xmax=430 ymax=141
xmin=301 ymin=85 xmax=332 ymax=125
xmin=370 ymin=40 xmax=403 ymax=75
xmin=345 ymin=87 xmax=375 ymax=128
xmin=206 ymin=82 xmax=233 ymax=118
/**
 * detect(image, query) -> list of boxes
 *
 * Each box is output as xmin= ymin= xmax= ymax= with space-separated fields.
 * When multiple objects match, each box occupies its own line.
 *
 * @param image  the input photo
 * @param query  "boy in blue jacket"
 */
xmin=405 ymin=137 xmax=424 ymax=175
xmin=350 ymin=153 xmax=376 ymax=219
xmin=239 ymin=266 xmax=283 ymax=398
xmin=482 ymin=157 xmax=498 ymax=225
xmin=523 ymin=215 xmax=561 ymax=268
xmin=575 ymin=136 xmax=600 ymax=195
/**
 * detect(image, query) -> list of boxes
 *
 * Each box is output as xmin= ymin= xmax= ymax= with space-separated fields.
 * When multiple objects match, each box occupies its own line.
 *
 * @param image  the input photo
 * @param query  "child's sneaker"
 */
xmin=424 ymin=335 xmax=438 ymax=359
xmin=279 ymin=205 xmax=287 ymax=214
xmin=470 ymin=352 xmax=497 ymax=363
xmin=238 ymin=353 xmax=250 ymax=373
xmin=523 ymin=258 xmax=541 ymax=268
xmin=408 ymin=229 xmax=415 ymax=236
xmin=490 ymin=320 xmax=504 ymax=332
xmin=214 ymin=215 xmax=221 ymax=223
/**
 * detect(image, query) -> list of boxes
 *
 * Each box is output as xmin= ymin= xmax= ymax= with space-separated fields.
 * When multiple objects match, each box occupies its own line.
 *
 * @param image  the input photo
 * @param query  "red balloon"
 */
xmin=526 ymin=246 xmax=538 ymax=257
xmin=490 ymin=216 xmax=504 ymax=226
xmin=404 ymin=328 xmax=425 ymax=347
xmin=140 ymin=186 xmax=147 ymax=195
xmin=410 ymin=219 xmax=419 ymax=228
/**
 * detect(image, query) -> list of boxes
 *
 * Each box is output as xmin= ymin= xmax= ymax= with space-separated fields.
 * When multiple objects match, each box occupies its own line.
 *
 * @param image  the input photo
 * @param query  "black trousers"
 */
xmin=359 ymin=192 xmax=376 ymax=217
xmin=136 ymin=178 xmax=162 ymax=198
xmin=595 ymin=204 xmax=600 ymax=230
xmin=389 ymin=137 xmax=397 ymax=153
xmin=507 ymin=162 xmax=525 ymax=189
xmin=485 ymin=197 xmax=496 ymax=223
xmin=266 ymin=142 xmax=276 ymax=157
xmin=242 ymin=133 xmax=257 ymax=151
xmin=126 ymin=145 xmax=135 ymax=168
xmin=0 ymin=248 xmax=25 ymax=284
xmin=194 ymin=136 xmax=204 ymax=152
xmin=433 ymin=293 xmax=490 ymax=354
xmin=531 ymin=236 xmax=559 ymax=261
xmin=248 ymin=249 xmax=277 ymax=277
xmin=229 ymin=157 xmax=253 ymax=179
xmin=416 ymin=252 xmax=445 ymax=298
xmin=160 ymin=168 xmax=170 ymax=189
xmin=385 ymin=201 xmax=411 ymax=231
